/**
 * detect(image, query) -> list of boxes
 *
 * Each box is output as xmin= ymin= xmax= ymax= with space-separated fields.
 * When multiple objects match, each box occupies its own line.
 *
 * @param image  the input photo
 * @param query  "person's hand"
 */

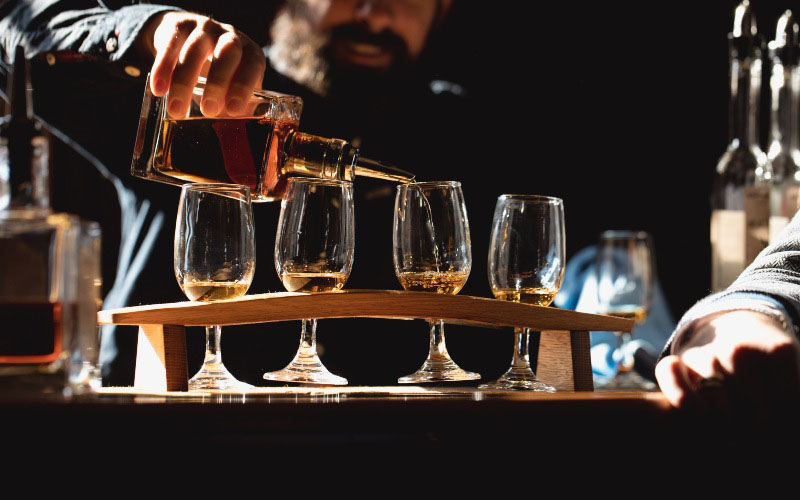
xmin=655 ymin=310 xmax=800 ymax=418
xmin=138 ymin=12 xmax=266 ymax=118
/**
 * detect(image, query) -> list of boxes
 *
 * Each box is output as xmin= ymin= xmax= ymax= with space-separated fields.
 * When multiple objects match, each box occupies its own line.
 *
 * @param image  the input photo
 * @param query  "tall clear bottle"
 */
xmin=132 ymin=77 xmax=413 ymax=201
xmin=768 ymin=11 xmax=800 ymax=243
xmin=0 ymin=47 xmax=81 ymax=393
xmin=711 ymin=1 xmax=772 ymax=291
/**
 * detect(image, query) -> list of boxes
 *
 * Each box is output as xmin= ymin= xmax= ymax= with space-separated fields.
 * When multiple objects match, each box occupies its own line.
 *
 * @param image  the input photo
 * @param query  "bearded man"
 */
xmin=1 ymin=0 xmax=482 ymax=386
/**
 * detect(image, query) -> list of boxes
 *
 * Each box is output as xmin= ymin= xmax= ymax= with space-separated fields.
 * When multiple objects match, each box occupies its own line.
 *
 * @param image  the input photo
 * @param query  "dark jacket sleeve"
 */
xmin=0 ymin=0 xmax=177 ymax=63
xmin=660 ymin=211 xmax=800 ymax=359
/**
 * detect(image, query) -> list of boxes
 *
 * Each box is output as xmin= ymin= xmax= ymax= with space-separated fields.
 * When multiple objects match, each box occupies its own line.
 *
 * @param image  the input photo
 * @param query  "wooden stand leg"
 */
xmin=536 ymin=330 xmax=593 ymax=392
xmin=134 ymin=324 xmax=188 ymax=392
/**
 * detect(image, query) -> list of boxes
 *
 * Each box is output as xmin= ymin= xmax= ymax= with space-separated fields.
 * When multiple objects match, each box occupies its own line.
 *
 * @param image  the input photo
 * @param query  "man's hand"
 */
xmin=138 ymin=12 xmax=266 ymax=118
xmin=655 ymin=311 xmax=800 ymax=417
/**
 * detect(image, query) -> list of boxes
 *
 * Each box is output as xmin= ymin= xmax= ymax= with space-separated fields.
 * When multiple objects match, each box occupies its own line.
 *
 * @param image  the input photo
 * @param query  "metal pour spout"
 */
xmin=354 ymin=156 xmax=415 ymax=183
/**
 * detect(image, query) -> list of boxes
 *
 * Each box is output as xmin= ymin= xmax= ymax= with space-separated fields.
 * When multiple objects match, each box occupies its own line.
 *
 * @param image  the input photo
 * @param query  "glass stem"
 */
xmin=428 ymin=319 xmax=450 ymax=360
xmin=204 ymin=325 xmax=223 ymax=366
xmin=299 ymin=318 xmax=318 ymax=354
xmin=618 ymin=331 xmax=634 ymax=372
xmin=510 ymin=327 xmax=531 ymax=370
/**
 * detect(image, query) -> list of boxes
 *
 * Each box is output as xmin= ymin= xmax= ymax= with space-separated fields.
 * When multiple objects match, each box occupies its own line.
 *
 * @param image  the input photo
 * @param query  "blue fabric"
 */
xmin=555 ymin=245 xmax=677 ymax=378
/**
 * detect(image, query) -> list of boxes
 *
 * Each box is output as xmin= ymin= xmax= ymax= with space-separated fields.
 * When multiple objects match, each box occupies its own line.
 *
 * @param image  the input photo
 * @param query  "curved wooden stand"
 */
xmin=98 ymin=290 xmax=633 ymax=393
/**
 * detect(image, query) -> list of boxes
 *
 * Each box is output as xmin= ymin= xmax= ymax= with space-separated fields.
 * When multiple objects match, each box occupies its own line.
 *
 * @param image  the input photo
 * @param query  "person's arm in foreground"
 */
xmin=655 ymin=214 xmax=800 ymax=416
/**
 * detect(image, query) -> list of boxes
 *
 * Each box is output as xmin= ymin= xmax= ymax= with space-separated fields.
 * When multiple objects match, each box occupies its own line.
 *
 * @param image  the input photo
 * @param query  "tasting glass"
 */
xmin=175 ymin=183 xmax=255 ymax=391
xmin=594 ymin=230 xmax=657 ymax=391
xmin=480 ymin=195 xmax=564 ymax=391
xmin=393 ymin=181 xmax=479 ymax=383
xmin=70 ymin=221 xmax=103 ymax=393
xmin=264 ymin=178 xmax=354 ymax=385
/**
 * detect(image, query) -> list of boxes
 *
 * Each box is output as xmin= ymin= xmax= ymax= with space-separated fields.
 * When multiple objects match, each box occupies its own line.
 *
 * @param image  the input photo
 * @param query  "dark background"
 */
xmin=34 ymin=0 xmax=797 ymax=385
xmin=190 ymin=0 xmax=792 ymax=318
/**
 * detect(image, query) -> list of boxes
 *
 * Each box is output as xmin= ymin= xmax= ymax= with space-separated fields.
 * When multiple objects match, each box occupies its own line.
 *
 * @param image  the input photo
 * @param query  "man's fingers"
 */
xmin=166 ymin=27 xmax=219 ymax=118
xmin=729 ymin=343 xmax=800 ymax=419
xmin=728 ymin=345 xmax=775 ymax=420
xmin=150 ymin=20 xmax=191 ymax=96
xmin=763 ymin=343 xmax=800 ymax=416
xmin=770 ymin=342 xmax=800 ymax=394
xmin=655 ymin=355 xmax=697 ymax=409
xmin=662 ymin=312 xmax=800 ymax=419
xmin=202 ymin=31 xmax=243 ymax=117
xmin=224 ymin=42 xmax=266 ymax=116
xmin=147 ymin=13 xmax=266 ymax=117
xmin=656 ymin=355 xmax=734 ymax=415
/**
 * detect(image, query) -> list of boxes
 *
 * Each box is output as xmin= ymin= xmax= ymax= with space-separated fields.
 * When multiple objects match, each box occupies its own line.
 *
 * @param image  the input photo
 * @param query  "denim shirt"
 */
xmin=0 ymin=0 xmax=177 ymax=66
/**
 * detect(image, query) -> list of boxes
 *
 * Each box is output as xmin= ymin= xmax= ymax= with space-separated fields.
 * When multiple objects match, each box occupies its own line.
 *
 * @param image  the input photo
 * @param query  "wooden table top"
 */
xmin=2 ymin=388 xmax=673 ymax=428
xmin=0 ymin=387 xmax=673 ymax=414
xmin=2 ymin=388 xmax=701 ymax=461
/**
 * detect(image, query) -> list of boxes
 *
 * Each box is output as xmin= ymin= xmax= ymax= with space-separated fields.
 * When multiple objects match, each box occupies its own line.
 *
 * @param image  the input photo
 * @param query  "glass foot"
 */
xmin=479 ymin=367 xmax=555 ymax=392
xmin=263 ymin=352 xmax=347 ymax=385
xmin=595 ymin=370 xmax=657 ymax=392
xmin=188 ymin=363 xmax=254 ymax=391
xmin=398 ymin=357 xmax=481 ymax=384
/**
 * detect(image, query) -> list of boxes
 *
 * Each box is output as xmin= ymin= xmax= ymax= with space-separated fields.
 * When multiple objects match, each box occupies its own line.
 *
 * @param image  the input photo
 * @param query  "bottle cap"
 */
xmin=8 ymin=46 xmax=33 ymax=124
xmin=2 ymin=46 xmax=41 ymax=208
xmin=769 ymin=10 xmax=799 ymax=66
xmin=729 ymin=1 xmax=762 ymax=60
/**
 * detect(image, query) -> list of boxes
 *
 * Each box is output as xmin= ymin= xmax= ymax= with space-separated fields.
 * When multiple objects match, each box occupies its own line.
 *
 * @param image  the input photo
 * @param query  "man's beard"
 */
xmin=268 ymin=3 xmax=415 ymax=100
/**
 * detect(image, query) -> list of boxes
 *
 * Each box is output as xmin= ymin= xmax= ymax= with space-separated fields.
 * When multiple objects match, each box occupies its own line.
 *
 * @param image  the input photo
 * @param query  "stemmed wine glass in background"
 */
xmin=594 ymin=230 xmax=657 ymax=391
xmin=480 ymin=195 xmax=565 ymax=392
xmin=393 ymin=181 xmax=479 ymax=383
xmin=264 ymin=178 xmax=354 ymax=385
xmin=174 ymin=183 xmax=255 ymax=391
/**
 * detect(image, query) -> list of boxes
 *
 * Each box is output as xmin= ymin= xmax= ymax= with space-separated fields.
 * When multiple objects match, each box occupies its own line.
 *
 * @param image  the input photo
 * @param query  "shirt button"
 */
xmin=45 ymin=53 xmax=56 ymax=66
xmin=105 ymin=37 xmax=118 ymax=53
xmin=124 ymin=65 xmax=141 ymax=77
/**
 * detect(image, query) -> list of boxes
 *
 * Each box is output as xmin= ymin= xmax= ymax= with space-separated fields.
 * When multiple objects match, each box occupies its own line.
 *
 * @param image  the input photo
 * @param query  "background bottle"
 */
xmin=767 ymin=10 xmax=800 ymax=243
xmin=711 ymin=0 xmax=772 ymax=291
xmin=0 ymin=47 xmax=97 ymax=394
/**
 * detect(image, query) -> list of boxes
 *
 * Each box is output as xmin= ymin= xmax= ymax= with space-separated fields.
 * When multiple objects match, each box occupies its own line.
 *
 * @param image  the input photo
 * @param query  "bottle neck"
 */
xmin=283 ymin=131 xmax=357 ymax=182
xmin=769 ymin=62 xmax=799 ymax=154
xmin=283 ymin=131 xmax=414 ymax=184
xmin=1 ymin=124 xmax=50 ymax=213
xmin=729 ymin=55 xmax=762 ymax=150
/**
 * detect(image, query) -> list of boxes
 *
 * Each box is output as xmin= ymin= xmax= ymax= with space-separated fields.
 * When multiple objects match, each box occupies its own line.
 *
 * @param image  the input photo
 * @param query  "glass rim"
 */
xmin=498 ymin=194 xmax=563 ymax=204
xmin=396 ymin=180 xmax=461 ymax=190
xmin=599 ymin=230 xmax=652 ymax=240
xmin=189 ymin=75 xmax=303 ymax=105
xmin=181 ymin=182 xmax=251 ymax=195
xmin=287 ymin=177 xmax=353 ymax=187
